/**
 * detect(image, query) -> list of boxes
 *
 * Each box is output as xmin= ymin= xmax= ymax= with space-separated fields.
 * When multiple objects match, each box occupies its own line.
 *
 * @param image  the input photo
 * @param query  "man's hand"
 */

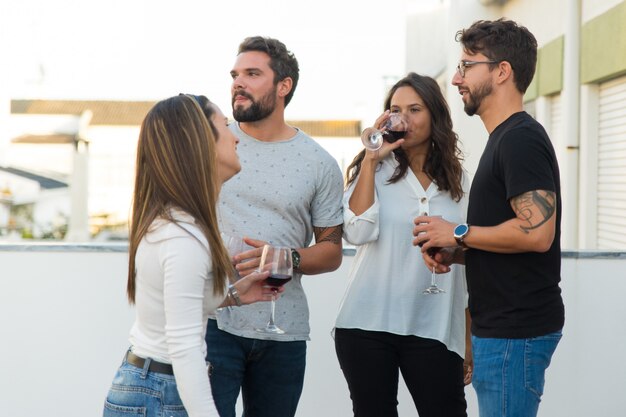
xmin=233 ymin=237 xmax=269 ymax=277
xmin=413 ymin=215 xmax=457 ymax=253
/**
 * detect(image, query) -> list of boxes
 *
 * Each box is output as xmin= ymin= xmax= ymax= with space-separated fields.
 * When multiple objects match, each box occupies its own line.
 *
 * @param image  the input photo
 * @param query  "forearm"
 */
xmin=297 ymin=240 xmax=343 ymax=275
xmin=464 ymin=216 xmax=555 ymax=253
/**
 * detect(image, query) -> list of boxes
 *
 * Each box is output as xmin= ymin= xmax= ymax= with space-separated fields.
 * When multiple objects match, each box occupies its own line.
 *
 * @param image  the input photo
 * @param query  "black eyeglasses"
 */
xmin=456 ymin=60 xmax=500 ymax=78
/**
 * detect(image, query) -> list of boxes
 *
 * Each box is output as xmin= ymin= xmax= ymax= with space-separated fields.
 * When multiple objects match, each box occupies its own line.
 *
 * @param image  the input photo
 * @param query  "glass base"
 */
xmin=362 ymin=131 xmax=383 ymax=151
xmin=256 ymin=324 xmax=285 ymax=334
xmin=422 ymin=285 xmax=445 ymax=295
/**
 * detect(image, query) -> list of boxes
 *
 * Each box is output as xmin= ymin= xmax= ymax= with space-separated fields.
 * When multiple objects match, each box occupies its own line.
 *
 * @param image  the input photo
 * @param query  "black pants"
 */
xmin=335 ymin=328 xmax=467 ymax=417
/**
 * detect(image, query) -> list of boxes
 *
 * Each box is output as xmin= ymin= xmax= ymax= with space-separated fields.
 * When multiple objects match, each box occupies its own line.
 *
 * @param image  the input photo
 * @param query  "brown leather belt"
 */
xmin=126 ymin=351 xmax=174 ymax=375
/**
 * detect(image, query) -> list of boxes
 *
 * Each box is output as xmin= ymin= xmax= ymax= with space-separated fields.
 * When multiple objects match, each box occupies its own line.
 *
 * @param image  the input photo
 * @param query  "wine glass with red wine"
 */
xmin=256 ymin=245 xmax=292 ymax=334
xmin=417 ymin=215 xmax=445 ymax=295
xmin=362 ymin=113 xmax=409 ymax=151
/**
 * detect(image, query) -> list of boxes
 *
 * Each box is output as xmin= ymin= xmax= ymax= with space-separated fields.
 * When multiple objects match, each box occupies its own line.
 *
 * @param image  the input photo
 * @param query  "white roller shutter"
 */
xmin=550 ymin=94 xmax=564 ymax=155
xmin=597 ymin=75 xmax=626 ymax=249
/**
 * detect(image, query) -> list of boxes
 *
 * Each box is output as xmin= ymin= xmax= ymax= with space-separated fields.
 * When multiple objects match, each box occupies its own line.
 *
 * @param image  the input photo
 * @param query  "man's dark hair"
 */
xmin=456 ymin=19 xmax=538 ymax=93
xmin=238 ymin=36 xmax=300 ymax=106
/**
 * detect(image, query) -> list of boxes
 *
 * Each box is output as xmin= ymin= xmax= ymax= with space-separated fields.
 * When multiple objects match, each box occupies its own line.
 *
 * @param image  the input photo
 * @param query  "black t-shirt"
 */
xmin=467 ymin=111 xmax=565 ymax=338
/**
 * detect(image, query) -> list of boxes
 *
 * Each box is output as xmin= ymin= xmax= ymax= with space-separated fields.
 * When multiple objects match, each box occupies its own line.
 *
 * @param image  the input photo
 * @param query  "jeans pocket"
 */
xmin=103 ymin=400 xmax=146 ymax=416
xmin=524 ymin=331 xmax=562 ymax=397
xmin=162 ymin=405 xmax=188 ymax=417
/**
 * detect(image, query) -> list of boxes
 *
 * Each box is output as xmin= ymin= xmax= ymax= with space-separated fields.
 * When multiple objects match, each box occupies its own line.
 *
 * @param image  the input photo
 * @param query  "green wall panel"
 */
xmin=581 ymin=2 xmax=626 ymax=83
xmin=524 ymin=71 xmax=539 ymax=102
xmin=537 ymin=36 xmax=564 ymax=96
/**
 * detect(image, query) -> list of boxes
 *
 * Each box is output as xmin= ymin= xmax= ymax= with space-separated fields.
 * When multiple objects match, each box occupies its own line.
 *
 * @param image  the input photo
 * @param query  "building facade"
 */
xmin=407 ymin=0 xmax=626 ymax=250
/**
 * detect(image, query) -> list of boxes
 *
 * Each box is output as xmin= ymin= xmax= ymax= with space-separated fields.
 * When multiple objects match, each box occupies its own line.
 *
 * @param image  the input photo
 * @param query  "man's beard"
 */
xmin=463 ymin=80 xmax=493 ymax=116
xmin=232 ymin=86 xmax=278 ymax=122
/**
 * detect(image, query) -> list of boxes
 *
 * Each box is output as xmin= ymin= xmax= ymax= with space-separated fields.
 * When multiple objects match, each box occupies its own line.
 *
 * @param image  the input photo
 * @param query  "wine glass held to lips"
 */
xmin=361 ymin=112 xmax=408 ymax=151
xmin=256 ymin=245 xmax=293 ymax=335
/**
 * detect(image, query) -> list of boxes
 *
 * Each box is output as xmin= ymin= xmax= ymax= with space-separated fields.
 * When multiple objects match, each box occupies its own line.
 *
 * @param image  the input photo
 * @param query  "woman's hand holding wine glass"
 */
xmin=221 ymin=235 xmax=284 ymax=307
xmin=231 ymin=269 xmax=284 ymax=305
xmin=361 ymin=111 xmax=407 ymax=153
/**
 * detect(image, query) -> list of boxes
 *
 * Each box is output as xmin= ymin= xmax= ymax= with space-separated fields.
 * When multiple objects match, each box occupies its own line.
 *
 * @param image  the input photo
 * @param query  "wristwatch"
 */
xmin=454 ymin=223 xmax=470 ymax=248
xmin=227 ymin=284 xmax=242 ymax=307
xmin=291 ymin=248 xmax=301 ymax=271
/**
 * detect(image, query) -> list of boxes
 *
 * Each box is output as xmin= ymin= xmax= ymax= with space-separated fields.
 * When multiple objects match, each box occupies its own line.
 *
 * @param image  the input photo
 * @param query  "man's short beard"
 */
xmin=232 ymin=87 xmax=278 ymax=122
xmin=464 ymin=81 xmax=493 ymax=116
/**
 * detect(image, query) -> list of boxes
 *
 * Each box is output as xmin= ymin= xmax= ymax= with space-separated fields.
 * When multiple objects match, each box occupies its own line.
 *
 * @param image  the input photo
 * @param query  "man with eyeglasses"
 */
xmin=414 ymin=19 xmax=564 ymax=417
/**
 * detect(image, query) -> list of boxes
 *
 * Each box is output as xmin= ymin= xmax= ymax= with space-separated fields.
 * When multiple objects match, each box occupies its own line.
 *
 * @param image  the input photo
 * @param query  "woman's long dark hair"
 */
xmin=346 ymin=72 xmax=464 ymax=201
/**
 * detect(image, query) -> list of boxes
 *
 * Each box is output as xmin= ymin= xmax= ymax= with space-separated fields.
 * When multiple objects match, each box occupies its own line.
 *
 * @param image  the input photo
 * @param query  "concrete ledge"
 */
xmin=1 ymin=242 xmax=624 ymax=259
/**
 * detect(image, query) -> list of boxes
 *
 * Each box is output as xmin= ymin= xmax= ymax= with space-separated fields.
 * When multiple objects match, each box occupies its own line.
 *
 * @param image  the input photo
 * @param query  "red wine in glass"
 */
xmin=256 ymin=246 xmax=293 ymax=334
xmin=265 ymin=274 xmax=292 ymax=288
xmin=362 ymin=113 xmax=408 ymax=150
xmin=383 ymin=130 xmax=407 ymax=143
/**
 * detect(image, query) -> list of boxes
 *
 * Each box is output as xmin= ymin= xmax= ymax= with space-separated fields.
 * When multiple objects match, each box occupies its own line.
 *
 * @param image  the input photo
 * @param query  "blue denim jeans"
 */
xmin=471 ymin=331 xmax=562 ymax=417
xmin=103 ymin=353 xmax=187 ymax=417
xmin=205 ymin=319 xmax=306 ymax=417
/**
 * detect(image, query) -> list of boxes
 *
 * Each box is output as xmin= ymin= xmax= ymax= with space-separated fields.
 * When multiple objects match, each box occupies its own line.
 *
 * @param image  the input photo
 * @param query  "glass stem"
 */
xmin=431 ymin=267 xmax=437 ymax=287
xmin=268 ymin=291 xmax=277 ymax=326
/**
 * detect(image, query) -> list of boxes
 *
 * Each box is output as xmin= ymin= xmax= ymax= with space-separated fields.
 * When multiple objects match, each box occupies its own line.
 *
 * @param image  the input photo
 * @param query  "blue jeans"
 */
xmin=471 ymin=331 xmax=562 ymax=417
xmin=103 ymin=353 xmax=187 ymax=417
xmin=205 ymin=319 xmax=306 ymax=417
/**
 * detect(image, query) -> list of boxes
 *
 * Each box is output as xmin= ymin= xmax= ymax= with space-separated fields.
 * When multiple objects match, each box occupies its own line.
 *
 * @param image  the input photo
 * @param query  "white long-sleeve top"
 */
xmin=129 ymin=209 xmax=224 ymax=417
xmin=335 ymin=155 xmax=470 ymax=358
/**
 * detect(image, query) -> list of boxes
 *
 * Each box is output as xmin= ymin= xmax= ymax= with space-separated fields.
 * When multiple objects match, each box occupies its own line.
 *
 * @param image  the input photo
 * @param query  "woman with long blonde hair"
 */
xmin=103 ymin=94 xmax=276 ymax=417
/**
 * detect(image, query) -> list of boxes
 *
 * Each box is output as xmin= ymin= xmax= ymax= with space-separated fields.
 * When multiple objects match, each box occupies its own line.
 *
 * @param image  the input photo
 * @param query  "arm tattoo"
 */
xmin=511 ymin=190 xmax=556 ymax=234
xmin=314 ymin=225 xmax=343 ymax=245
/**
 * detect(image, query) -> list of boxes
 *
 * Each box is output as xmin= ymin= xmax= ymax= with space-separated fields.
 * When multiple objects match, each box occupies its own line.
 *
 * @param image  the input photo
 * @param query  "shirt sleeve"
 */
xmin=311 ymin=156 xmax=344 ymax=228
xmin=160 ymin=236 xmax=220 ymax=417
xmin=342 ymin=180 xmax=380 ymax=245
xmin=498 ymin=127 xmax=558 ymax=200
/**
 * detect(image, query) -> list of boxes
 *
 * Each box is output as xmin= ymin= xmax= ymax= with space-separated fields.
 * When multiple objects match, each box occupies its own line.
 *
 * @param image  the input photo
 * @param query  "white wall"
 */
xmin=4 ymin=142 xmax=74 ymax=176
xmin=87 ymin=126 xmax=139 ymax=222
xmin=1 ymin=245 xmax=625 ymax=416
xmin=312 ymin=136 xmax=363 ymax=177
xmin=582 ymin=0 xmax=624 ymax=21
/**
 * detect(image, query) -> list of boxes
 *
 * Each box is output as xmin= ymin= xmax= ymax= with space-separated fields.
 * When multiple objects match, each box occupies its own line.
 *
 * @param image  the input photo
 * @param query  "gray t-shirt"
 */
xmin=215 ymin=122 xmax=344 ymax=341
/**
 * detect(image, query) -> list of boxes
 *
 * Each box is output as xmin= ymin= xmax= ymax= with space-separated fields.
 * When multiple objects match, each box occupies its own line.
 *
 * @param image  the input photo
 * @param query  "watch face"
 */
xmin=291 ymin=249 xmax=301 ymax=267
xmin=455 ymin=224 xmax=469 ymax=237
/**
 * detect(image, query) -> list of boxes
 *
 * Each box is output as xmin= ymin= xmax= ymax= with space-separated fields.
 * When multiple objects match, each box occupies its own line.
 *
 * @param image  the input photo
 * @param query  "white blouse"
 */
xmin=335 ymin=155 xmax=470 ymax=358
xmin=129 ymin=209 xmax=224 ymax=417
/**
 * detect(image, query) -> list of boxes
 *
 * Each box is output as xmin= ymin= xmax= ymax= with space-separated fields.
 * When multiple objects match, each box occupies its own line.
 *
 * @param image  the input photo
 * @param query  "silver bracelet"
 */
xmin=228 ymin=284 xmax=242 ymax=307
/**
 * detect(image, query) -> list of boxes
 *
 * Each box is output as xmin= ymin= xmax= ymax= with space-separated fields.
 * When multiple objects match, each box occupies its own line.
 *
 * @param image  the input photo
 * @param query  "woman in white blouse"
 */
xmin=334 ymin=73 xmax=472 ymax=417
xmin=103 ymin=94 xmax=277 ymax=417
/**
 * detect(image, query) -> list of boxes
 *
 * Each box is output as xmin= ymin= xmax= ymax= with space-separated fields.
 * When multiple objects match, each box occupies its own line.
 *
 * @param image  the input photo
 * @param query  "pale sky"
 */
xmin=2 ymin=0 xmax=442 ymax=121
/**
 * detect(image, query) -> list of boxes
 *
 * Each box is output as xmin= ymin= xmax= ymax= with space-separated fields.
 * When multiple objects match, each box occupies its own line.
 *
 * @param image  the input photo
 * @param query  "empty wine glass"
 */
xmin=256 ymin=245 xmax=292 ymax=334
xmin=361 ymin=113 xmax=408 ymax=151
xmin=221 ymin=233 xmax=249 ymax=281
